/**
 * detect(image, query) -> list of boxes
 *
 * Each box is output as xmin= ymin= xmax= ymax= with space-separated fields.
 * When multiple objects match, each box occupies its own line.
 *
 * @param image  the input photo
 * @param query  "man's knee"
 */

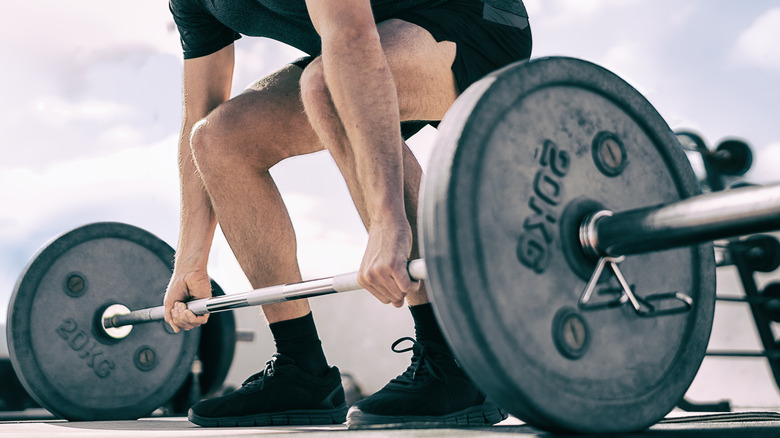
xmin=189 ymin=111 xmax=233 ymax=176
xmin=189 ymin=100 xmax=281 ymax=174
xmin=300 ymin=59 xmax=356 ymax=157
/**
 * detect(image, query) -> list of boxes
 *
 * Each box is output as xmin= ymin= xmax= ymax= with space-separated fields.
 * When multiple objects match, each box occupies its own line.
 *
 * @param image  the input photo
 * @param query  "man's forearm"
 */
xmin=320 ymin=24 xmax=408 ymax=227
xmin=173 ymin=47 xmax=234 ymax=270
xmin=175 ymin=121 xmax=217 ymax=269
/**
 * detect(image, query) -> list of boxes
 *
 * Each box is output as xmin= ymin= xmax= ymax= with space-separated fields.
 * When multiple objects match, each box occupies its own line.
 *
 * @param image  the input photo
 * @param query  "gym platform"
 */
xmin=3 ymin=411 xmax=780 ymax=437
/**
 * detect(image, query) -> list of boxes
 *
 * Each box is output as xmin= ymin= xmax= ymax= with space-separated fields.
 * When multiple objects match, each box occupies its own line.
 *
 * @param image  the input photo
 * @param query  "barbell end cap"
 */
xmin=100 ymin=304 xmax=133 ymax=339
xmin=102 ymin=316 xmax=115 ymax=329
xmin=408 ymin=259 xmax=428 ymax=281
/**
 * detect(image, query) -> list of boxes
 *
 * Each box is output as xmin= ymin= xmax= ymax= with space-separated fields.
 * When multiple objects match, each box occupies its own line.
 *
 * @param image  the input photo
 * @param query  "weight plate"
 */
xmin=421 ymin=57 xmax=715 ymax=433
xmin=6 ymin=222 xmax=199 ymax=420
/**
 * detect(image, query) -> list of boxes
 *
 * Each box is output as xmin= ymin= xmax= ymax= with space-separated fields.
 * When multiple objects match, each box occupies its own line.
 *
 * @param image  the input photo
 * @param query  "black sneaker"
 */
xmin=188 ymin=354 xmax=347 ymax=427
xmin=346 ymin=337 xmax=507 ymax=429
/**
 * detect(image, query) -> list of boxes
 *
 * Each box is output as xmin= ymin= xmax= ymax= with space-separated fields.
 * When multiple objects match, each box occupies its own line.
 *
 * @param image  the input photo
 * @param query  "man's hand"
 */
xmin=163 ymin=268 xmax=212 ymax=332
xmin=358 ymin=219 xmax=420 ymax=307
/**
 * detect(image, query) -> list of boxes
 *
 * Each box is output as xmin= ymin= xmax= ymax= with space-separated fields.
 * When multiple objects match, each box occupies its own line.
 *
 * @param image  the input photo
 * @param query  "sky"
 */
xmin=2 ymin=0 xmax=779 ymax=314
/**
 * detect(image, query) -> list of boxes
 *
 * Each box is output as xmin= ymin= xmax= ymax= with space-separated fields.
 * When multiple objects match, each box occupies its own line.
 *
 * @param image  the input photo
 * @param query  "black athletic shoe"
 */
xmin=346 ymin=337 xmax=507 ymax=429
xmin=188 ymin=354 xmax=347 ymax=427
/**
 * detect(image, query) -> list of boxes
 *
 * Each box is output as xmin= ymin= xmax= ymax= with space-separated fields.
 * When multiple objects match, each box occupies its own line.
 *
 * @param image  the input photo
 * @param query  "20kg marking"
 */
xmin=55 ymin=318 xmax=115 ymax=378
xmin=516 ymin=140 xmax=571 ymax=273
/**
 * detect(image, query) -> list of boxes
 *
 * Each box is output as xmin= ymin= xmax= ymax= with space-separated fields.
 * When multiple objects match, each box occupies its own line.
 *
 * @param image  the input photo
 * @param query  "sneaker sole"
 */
xmin=189 ymin=405 xmax=348 ymax=427
xmin=346 ymin=402 xmax=508 ymax=429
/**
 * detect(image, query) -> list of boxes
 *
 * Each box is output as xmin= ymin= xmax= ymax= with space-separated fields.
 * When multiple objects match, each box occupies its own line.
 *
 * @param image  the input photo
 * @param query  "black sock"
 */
xmin=410 ymin=303 xmax=447 ymax=346
xmin=269 ymin=312 xmax=329 ymax=377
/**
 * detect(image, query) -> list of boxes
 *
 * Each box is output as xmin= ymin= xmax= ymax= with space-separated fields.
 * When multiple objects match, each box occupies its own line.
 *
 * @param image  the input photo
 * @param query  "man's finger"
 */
xmin=164 ymin=306 xmax=181 ymax=333
xmin=172 ymin=302 xmax=210 ymax=331
xmin=394 ymin=270 xmax=419 ymax=294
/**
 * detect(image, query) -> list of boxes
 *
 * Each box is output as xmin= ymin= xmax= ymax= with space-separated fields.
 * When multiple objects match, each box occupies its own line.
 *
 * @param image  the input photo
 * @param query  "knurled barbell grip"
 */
xmin=582 ymin=182 xmax=780 ymax=258
xmin=104 ymin=259 xmax=428 ymax=329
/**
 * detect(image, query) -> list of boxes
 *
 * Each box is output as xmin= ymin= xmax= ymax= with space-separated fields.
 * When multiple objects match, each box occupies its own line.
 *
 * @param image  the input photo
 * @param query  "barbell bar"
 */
xmin=104 ymin=182 xmax=780 ymax=333
xmin=102 ymin=259 xmax=428 ymax=332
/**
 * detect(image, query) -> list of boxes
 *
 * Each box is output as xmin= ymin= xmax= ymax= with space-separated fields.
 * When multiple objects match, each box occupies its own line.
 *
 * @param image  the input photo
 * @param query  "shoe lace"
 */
xmin=389 ymin=337 xmax=446 ymax=385
xmin=241 ymin=355 xmax=279 ymax=391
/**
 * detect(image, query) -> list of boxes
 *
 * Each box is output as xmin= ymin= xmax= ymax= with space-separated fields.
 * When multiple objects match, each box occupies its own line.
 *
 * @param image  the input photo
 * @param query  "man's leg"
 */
xmin=299 ymin=19 xmax=507 ymax=428
xmin=190 ymin=64 xmax=318 ymax=322
xmin=185 ymin=64 xmax=345 ymax=427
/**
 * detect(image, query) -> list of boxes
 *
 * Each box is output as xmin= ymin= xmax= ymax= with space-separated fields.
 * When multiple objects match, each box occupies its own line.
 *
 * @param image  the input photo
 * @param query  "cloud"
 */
xmin=600 ymin=41 xmax=656 ymax=95
xmin=1 ymin=136 xmax=180 ymax=243
xmin=667 ymin=2 xmax=700 ymax=28
xmin=28 ymin=97 xmax=134 ymax=127
xmin=5 ymin=50 xmax=182 ymax=169
xmin=527 ymin=0 xmax=642 ymax=29
xmin=285 ymin=192 xmax=367 ymax=279
xmin=732 ymin=8 xmax=780 ymax=72
xmin=232 ymin=39 xmax=307 ymax=93
xmin=0 ymin=1 xmax=180 ymax=60
xmin=748 ymin=142 xmax=780 ymax=184
xmin=1 ymin=1 xmax=184 ymax=171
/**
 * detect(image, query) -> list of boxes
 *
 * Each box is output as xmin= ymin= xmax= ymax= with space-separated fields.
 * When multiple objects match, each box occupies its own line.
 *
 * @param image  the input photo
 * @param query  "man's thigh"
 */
xmin=376 ymin=19 xmax=459 ymax=123
xmin=214 ymin=63 xmax=324 ymax=167
xmin=393 ymin=0 xmax=532 ymax=94
xmin=379 ymin=0 xmax=533 ymax=122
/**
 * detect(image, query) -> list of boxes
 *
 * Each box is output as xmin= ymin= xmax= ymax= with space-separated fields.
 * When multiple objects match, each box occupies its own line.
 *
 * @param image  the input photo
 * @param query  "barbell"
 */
xmin=6 ymin=57 xmax=780 ymax=433
xmin=102 ymin=182 xmax=780 ymax=329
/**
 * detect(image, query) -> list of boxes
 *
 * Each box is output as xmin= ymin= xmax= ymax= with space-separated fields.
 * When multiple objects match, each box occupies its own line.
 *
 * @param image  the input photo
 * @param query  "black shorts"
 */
xmin=292 ymin=0 xmax=532 ymax=137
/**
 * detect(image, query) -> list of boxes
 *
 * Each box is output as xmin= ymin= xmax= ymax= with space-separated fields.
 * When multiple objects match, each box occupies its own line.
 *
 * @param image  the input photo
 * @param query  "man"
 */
xmin=163 ymin=0 xmax=532 ymax=428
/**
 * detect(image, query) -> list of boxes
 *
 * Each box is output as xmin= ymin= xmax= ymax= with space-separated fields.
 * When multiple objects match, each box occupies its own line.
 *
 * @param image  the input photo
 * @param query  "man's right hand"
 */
xmin=164 ymin=268 xmax=212 ymax=333
xmin=358 ymin=219 xmax=419 ymax=307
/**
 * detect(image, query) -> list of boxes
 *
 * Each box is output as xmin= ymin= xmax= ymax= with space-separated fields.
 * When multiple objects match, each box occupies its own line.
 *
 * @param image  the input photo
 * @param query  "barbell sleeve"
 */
xmin=104 ymin=259 xmax=428 ymax=329
xmin=582 ymin=183 xmax=780 ymax=258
